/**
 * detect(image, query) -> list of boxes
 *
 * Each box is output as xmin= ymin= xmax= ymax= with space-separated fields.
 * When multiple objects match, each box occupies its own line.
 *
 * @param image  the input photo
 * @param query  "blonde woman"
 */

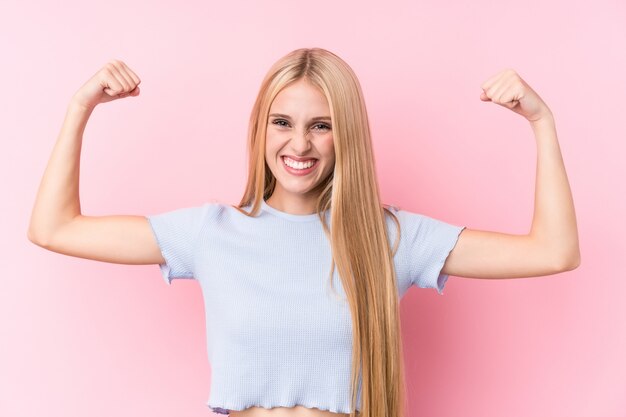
xmin=27 ymin=48 xmax=580 ymax=417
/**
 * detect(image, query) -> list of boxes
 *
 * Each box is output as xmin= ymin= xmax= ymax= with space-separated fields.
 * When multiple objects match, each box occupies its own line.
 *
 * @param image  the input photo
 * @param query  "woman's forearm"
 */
xmin=28 ymin=101 xmax=93 ymax=244
xmin=528 ymin=113 xmax=581 ymax=269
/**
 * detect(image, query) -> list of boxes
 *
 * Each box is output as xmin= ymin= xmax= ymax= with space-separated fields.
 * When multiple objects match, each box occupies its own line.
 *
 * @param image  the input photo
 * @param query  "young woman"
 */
xmin=27 ymin=48 xmax=580 ymax=417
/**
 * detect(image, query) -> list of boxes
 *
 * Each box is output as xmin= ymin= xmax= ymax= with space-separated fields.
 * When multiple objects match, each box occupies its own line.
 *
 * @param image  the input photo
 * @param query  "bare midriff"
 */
xmin=230 ymin=405 xmax=351 ymax=417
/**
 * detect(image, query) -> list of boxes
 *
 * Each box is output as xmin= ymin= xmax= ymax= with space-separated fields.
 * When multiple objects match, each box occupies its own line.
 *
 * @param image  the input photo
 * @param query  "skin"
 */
xmin=442 ymin=69 xmax=581 ymax=279
xmin=264 ymin=78 xmax=336 ymax=215
xmin=28 ymin=60 xmax=579 ymax=417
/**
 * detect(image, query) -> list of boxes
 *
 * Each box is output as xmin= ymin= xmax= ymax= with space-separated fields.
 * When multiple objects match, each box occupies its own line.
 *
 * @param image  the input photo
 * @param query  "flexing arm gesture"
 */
xmin=28 ymin=60 xmax=165 ymax=267
xmin=441 ymin=69 xmax=580 ymax=279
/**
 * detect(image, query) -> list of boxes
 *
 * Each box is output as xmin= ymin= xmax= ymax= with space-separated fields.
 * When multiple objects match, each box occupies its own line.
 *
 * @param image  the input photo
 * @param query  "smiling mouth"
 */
xmin=282 ymin=156 xmax=318 ymax=168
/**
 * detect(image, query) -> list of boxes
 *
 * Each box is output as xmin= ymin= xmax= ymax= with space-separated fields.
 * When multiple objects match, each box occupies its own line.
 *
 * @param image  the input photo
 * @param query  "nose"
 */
xmin=290 ymin=128 xmax=312 ymax=154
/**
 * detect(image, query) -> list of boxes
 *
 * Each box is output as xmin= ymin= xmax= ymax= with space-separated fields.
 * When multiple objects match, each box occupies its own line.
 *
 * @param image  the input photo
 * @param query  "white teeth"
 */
xmin=283 ymin=157 xmax=315 ymax=169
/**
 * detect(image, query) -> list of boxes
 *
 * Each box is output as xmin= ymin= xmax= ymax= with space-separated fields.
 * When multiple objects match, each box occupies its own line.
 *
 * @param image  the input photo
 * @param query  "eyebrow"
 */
xmin=269 ymin=113 xmax=332 ymax=122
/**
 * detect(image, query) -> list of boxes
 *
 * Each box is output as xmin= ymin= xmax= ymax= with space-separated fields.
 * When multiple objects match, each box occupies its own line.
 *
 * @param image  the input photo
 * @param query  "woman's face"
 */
xmin=265 ymin=78 xmax=335 ymax=205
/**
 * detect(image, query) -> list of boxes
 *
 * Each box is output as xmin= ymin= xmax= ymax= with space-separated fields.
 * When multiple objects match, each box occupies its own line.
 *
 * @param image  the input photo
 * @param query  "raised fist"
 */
xmin=72 ymin=60 xmax=141 ymax=110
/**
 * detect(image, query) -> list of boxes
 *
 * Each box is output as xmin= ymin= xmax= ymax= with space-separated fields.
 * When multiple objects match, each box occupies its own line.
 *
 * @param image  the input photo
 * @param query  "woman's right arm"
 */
xmin=27 ymin=60 xmax=165 ymax=266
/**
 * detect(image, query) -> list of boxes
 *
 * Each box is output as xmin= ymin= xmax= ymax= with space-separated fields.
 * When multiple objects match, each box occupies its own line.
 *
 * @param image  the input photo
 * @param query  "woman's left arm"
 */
xmin=442 ymin=69 xmax=581 ymax=279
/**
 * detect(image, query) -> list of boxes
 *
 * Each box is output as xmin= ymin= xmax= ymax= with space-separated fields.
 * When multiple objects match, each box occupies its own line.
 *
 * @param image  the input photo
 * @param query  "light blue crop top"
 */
xmin=146 ymin=199 xmax=465 ymax=415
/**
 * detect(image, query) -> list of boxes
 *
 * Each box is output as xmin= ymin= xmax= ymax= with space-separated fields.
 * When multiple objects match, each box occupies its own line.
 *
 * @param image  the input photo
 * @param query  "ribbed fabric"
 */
xmin=146 ymin=199 xmax=465 ymax=415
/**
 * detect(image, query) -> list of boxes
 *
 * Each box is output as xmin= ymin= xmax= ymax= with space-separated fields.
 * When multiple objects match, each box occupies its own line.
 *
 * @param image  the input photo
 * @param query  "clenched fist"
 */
xmin=71 ymin=60 xmax=141 ymax=110
xmin=480 ymin=69 xmax=552 ymax=122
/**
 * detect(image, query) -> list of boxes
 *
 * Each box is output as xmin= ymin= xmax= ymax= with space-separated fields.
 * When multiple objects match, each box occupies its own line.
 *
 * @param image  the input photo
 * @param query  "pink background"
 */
xmin=2 ymin=0 xmax=624 ymax=416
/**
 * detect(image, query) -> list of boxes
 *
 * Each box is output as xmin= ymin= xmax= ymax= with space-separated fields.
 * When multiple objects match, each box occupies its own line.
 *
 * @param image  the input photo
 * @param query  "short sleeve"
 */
xmin=398 ymin=210 xmax=466 ymax=295
xmin=145 ymin=203 xmax=211 ymax=285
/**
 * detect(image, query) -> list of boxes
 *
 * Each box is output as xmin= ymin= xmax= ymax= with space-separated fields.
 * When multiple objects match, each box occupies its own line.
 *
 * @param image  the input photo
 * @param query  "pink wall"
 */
xmin=3 ymin=0 xmax=624 ymax=416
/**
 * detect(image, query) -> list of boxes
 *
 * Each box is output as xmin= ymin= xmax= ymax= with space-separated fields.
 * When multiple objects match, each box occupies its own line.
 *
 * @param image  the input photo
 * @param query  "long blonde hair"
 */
xmin=234 ymin=47 xmax=405 ymax=417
